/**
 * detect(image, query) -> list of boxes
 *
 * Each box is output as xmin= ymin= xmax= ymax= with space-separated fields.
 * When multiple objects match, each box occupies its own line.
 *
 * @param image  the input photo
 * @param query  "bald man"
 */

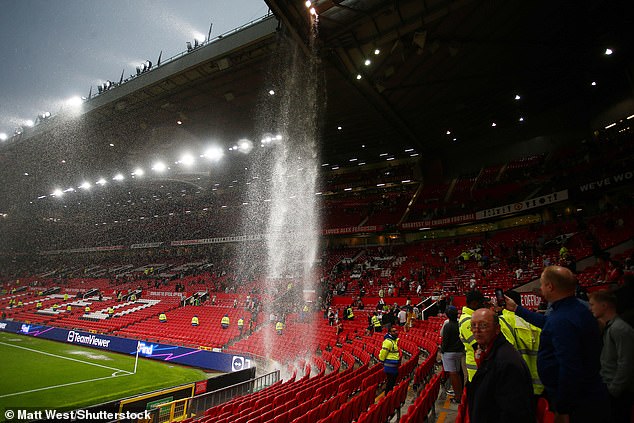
xmin=466 ymin=308 xmax=534 ymax=423
xmin=505 ymin=266 xmax=609 ymax=423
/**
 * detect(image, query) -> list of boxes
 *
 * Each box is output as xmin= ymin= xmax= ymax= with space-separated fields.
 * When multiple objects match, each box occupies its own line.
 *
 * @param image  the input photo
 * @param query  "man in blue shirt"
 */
xmin=505 ymin=266 xmax=609 ymax=423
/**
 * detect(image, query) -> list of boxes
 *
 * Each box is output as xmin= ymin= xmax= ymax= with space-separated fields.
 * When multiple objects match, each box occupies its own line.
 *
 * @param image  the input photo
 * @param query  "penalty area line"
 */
xmin=0 ymin=340 xmax=133 ymax=374
xmin=0 ymin=372 xmax=134 ymax=399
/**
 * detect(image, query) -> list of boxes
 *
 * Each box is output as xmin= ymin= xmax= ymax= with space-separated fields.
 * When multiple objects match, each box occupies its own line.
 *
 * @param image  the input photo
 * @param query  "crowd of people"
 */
xmin=437 ymin=266 xmax=634 ymax=423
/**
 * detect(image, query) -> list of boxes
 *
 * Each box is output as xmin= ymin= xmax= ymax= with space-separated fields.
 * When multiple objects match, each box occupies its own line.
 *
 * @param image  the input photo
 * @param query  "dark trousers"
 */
xmin=385 ymin=372 xmax=397 ymax=394
xmin=610 ymin=393 xmax=633 ymax=423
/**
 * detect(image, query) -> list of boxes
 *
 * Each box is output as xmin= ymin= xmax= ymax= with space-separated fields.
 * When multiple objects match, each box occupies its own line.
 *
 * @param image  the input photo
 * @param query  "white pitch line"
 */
xmin=0 ymin=373 xmax=134 ymax=398
xmin=0 ymin=340 xmax=133 ymax=374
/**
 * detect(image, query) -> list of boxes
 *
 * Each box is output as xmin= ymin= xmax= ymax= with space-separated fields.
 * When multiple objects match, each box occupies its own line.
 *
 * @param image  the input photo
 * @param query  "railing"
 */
xmin=186 ymin=370 xmax=280 ymax=418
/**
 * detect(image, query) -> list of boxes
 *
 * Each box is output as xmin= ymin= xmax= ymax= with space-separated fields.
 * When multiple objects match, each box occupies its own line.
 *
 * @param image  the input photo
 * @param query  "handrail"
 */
xmin=186 ymin=370 xmax=280 ymax=417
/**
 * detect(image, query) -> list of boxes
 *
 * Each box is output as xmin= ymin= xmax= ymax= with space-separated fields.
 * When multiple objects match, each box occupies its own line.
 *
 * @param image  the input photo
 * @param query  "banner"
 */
xmin=130 ymin=242 xmax=163 ymax=249
xmin=0 ymin=320 xmax=250 ymax=373
xmin=520 ymin=293 xmax=542 ymax=309
xmin=171 ymin=234 xmax=264 ymax=246
xmin=475 ymin=190 xmax=568 ymax=220
xmin=401 ymin=214 xmax=475 ymax=229
xmin=322 ymin=225 xmax=383 ymax=235
xmin=576 ymin=170 xmax=634 ymax=194
xmin=42 ymin=245 xmax=126 ymax=255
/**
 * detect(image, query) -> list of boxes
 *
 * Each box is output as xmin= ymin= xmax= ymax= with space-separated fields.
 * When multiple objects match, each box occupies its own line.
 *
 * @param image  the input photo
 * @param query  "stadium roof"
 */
xmin=0 ymin=0 xmax=632 ymax=214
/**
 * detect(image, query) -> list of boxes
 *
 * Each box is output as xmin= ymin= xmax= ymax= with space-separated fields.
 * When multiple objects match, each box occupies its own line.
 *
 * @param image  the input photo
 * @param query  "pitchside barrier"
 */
xmin=0 ymin=319 xmax=251 ymax=373
xmin=150 ymin=369 xmax=279 ymax=423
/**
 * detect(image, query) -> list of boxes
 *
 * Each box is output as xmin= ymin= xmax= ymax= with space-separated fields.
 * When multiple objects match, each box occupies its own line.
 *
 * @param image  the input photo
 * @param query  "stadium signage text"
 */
xmin=171 ymin=234 xmax=264 ymax=246
xmin=130 ymin=242 xmax=163 ymax=249
xmin=475 ymin=190 xmax=568 ymax=220
xmin=323 ymin=225 xmax=382 ymax=235
xmin=137 ymin=342 xmax=156 ymax=356
xmin=1 ymin=320 xmax=249 ymax=372
xmin=67 ymin=330 xmax=112 ymax=348
xmin=401 ymin=214 xmax=475 ymax=229
xmin=520 ymin=293 xmax=542 ymax=308
xmin=578 ymin=171 xmax=633 ymax=193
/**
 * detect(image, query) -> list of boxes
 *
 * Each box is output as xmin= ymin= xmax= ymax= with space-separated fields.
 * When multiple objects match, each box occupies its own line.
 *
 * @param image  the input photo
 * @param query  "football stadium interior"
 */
xmin=1 ymin=0 xmax=633 ymax=422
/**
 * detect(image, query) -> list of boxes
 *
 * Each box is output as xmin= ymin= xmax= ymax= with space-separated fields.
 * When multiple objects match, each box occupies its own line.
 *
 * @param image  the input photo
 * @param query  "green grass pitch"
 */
xmin=0 ymin=331 xmax=209 ymax=411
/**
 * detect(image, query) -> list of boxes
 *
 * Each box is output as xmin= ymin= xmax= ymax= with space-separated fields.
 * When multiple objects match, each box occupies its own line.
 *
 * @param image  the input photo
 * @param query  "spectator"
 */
xmin=614 ymin=275 xmax=634 ymax=328
xmin=441 ymin=306 xmax=465 ymax=404
xmin=460 ymin=290 xmax=515 ymax=381
xmin=502 ymin=290 xmax=544 ymax=398
xmin=466 ymin=308 xmax=535 ymax=423
xmin=371 ymin=312 xmax=382 ymax=333
xmin=379 ymin=326 xmax=401 ymax=394
xmin=506 ymin=265 xmax=609 ymax=423
xmin=588 ymin=290 xmax=634 ymax=423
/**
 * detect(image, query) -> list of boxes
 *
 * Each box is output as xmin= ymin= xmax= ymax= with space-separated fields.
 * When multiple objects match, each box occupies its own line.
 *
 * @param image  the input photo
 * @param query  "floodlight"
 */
xmin=269 ymin=89 xmax=275 ymax=95
xmin=237 ymin=139 xmax=253 ymax=154
xmin=0 ymin=133 xmax=7 ymax=141
xmin=63 ymin=187 xmax=75 ymax=192
xmin=25 ymin=119 xmax=34 ymax=127
xmin=194 ymin=32 xmax=206 ymax=43
xmin=79 ymin=182 xmax=91 ymax=190
xmin=204 ymin=147 xmax=224 ymax=161
xmin=152 ymin=162 xmax=167 ymax=172
xmin=180 ymin=153 xmax=195 ymax=167
xmin=305 ymin=1 xmax=311 ymax=7
xmin=113 ymin=173 xmax=125 ymax=181
xmin=132 ymin=168 xmax=144 ymax=176
xmin=66 ymin=96 xmax=83 ymax=107
xmin=52 ymin=189 xmax=64 ymax=197
xmin=96 ymin=178 xmax=107 ymax=185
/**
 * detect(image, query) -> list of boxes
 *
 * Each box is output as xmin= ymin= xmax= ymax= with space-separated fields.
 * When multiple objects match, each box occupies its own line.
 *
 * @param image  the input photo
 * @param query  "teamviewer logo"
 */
xmin=232 ymin=356 xmax=244 ymax=372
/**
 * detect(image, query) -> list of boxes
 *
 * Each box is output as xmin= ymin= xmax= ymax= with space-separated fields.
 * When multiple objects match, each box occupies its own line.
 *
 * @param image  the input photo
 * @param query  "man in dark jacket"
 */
xmin=467 ymin=308 xmax=534 ymax=423
xmin=506 ymin=266 xmax=609 ymax=423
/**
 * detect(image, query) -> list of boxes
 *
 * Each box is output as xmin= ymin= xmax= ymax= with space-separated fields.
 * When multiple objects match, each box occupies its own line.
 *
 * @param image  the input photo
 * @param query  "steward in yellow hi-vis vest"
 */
xmin=379 ymin=326 xmax=401 ymax=393
xmin=502 ymin=292 xmax=543 ymax=395
xmin=221 ymin=314 xmax=230 ymax=329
